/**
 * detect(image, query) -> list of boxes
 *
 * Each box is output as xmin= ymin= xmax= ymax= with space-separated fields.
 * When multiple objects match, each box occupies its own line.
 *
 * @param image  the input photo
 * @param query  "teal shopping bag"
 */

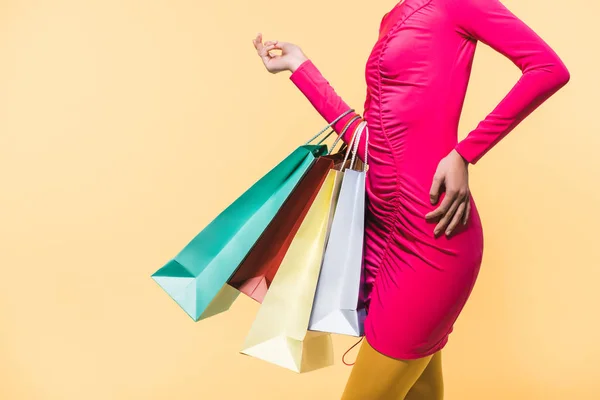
xmin=151 ymin=109 xmax=356 ymax=321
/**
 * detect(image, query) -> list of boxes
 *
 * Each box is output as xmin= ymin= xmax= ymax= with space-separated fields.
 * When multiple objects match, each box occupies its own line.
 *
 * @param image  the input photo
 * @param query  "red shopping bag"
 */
xmin=228 ymin=151 xmax=345 ymax=302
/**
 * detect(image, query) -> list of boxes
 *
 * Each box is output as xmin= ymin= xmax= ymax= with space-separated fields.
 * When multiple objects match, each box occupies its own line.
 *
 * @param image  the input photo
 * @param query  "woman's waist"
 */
xmin=363 ymin=107 xmax=460 ymax=134
xmin=365 ymin=183 xmax=483 ymax=256
xmin=365 ymin=157 xmax=472 ymax=209
xmin=362 ymin=128 xmax=459 ymax=172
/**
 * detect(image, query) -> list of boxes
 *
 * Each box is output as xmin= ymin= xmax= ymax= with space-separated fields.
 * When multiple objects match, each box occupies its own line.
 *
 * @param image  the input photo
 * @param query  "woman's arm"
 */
xmin=252 ymin=30 xmax=369 ymax=158
xmin=289 ymin=59 xmax=368 ymax=160
xmin=287 ymin=12 xmax=390 ymax=161
xmin=450 ymin=0 xmax=570 ymax=165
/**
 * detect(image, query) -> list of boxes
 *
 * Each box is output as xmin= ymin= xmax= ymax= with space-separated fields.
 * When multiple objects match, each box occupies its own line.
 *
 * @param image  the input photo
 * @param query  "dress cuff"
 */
xmin=289 ymin=59 xmax=316 ymax=86
xmin=454 ymin=140 xmax=479 ymax=165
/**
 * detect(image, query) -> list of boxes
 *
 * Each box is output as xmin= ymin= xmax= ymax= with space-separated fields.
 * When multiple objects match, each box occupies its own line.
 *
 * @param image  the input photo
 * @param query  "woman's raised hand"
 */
xmin=252 ymin=33 xmax=308 ymax=74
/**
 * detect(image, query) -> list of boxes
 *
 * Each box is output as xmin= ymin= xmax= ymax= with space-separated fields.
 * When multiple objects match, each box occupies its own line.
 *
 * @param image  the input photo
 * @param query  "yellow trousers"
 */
xmin=340 ymin=338 xmax=444 ymax=400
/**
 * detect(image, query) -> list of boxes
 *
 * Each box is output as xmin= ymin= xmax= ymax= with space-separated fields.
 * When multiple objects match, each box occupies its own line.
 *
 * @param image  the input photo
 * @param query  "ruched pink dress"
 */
xmin=289 ymin=0 xmax=569 ymax=359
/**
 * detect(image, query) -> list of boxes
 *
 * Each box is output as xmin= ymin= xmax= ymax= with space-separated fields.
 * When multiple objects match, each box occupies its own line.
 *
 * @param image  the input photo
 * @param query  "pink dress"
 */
xmin=290 ymin=0 xmax=569 ymax=359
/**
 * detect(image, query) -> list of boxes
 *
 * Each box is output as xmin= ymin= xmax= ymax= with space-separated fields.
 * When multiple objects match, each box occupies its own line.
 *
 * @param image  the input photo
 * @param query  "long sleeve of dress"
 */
xmin=450 ymin=0 xmax=570 ymax=164
xmin=289 ymin=59 xmax=368 ymax=160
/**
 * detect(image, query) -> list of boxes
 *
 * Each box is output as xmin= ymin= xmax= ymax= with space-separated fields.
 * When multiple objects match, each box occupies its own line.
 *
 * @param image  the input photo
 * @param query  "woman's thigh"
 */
xmin=405 ymin=350 xmax=443 ymax=400
xmin=340 ymin=338 xmax=433 ymax=400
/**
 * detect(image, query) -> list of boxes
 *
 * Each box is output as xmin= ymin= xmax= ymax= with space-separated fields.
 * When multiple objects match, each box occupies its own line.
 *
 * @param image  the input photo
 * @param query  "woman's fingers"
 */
xmin=260 ymin=44 xmax=277 ymax=57
xmin=253 ymin=33 xmax=262 ymax=47
xmin=253 ymin=33 xmax=282 ymax=61
xmin=462 ymin=198 xmax=471 ymax=225
xmin=426 ymin=149 xmax=471 ymax=237
xmin=434 ymin=196 xmax=460 ymax=236
xmin=253 ymin=33 xmax=273 ymax=53
xmin=265 ymin=41 xmax=286 ymax=55
xmin=429 ymin=173 xmax=444 ymax=205
xmin=445 ymin=200 xmax=467 ymax=236
xmin=426 ymin=189 xmax=455 ymax=221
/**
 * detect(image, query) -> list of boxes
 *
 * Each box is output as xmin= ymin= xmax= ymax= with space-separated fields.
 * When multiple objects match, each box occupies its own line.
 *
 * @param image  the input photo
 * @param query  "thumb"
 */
xmin=429 ymin=174 xmax=444 ymax=204
xmin=272 ymin=41 xmax=293 ymax=52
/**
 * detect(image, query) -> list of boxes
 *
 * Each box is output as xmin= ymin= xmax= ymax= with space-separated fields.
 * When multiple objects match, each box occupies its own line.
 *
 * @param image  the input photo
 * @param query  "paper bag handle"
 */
xmin=328 ymin=115 xmax=362 ymax=155
xmin=340 ymin=119 xmax=369 ymax=172
xmin=304 ymin=108 xmax=355 ymax=145
xmin=350 ymin=123 xmax=369 ymax=172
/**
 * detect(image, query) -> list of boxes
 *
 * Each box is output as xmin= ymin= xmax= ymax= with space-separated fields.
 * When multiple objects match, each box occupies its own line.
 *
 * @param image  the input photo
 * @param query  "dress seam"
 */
xmin=373 ymin=0 xmax=435 ymax=273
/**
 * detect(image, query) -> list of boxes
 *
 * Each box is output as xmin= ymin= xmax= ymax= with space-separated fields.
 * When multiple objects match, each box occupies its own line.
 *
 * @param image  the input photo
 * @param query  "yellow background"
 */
xmin=1 ymin=0 xmax=597 ymax=399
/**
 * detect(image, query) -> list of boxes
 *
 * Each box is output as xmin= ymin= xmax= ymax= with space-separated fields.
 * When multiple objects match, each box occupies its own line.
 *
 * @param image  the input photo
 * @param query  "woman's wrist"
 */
xmin=289 ymin=55 xmax=309 ymax=73
xmin=452 ymin=148 xmax=469 ymax=167
xmin=341 ymin=115 xmax=362 ymax=137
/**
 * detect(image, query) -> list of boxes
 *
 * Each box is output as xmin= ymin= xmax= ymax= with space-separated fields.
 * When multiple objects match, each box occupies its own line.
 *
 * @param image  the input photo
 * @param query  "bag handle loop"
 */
xmin=330 ymin=114 xmax=360 ymax=152
xmin=328 ymin=115 xmax=362 ymax=155
xmin=304 ymin=108 xmax=355 ymax=145
xmin=350 ymin=123 xmax=369 ymax=172
xmin=340 ymin=119 xmax=369 ymax=172
xmin=342 ymin=337 xmax=364 ymax=366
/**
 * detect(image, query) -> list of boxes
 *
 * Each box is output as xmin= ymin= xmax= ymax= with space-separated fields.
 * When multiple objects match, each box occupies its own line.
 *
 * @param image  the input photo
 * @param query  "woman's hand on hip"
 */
xmin=252 ymin=33 xmax=308 ymax=74
xmin=426 ymin=149 xmax=471 ymax=237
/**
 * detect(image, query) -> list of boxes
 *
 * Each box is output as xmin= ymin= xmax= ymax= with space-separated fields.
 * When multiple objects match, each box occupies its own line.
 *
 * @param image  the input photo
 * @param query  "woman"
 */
xmin=252 ymin=0 xmax=569 ymax=398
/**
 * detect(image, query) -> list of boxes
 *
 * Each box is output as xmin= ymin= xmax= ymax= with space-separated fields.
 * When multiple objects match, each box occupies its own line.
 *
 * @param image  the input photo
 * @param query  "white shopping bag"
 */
xmin=308 ymin=121 xmax=369 ymax=336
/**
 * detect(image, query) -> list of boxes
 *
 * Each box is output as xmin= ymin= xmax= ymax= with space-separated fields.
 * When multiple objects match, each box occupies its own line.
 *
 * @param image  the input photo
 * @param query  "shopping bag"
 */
xmin=227 ymin=153 xmax=342 ymax=302
xmin=228 ymin=117 xmax=361 ymax=303
xmin=151 ymin=109 xmax=356 ymax=321
xmin=309 ymin=121 xmax=369 ymax=337
xmin=239 ymin=165 xmax=344 ymax=372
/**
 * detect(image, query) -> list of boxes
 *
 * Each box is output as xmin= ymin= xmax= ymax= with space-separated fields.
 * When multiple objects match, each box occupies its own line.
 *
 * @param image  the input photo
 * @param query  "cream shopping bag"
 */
xmin=239 ymin=164 xmax=344 ymax=372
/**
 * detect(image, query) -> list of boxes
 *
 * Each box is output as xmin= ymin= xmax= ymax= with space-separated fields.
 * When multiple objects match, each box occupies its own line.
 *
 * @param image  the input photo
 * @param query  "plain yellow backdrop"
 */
xmin=1 ymin=0 xmax=598 ymax=399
